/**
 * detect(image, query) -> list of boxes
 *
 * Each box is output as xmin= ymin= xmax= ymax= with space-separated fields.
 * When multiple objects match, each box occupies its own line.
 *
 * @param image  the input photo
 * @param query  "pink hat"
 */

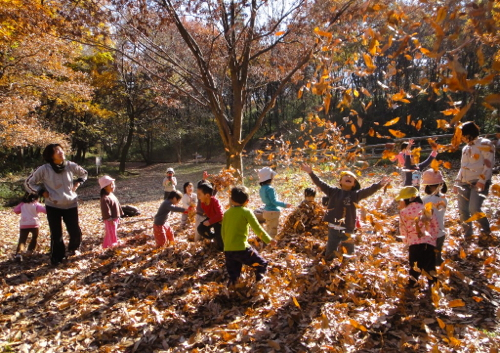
xmin=421 ymin=169 xmax=444 ymax=186
xmin=98 ymin=175 xmax=115 ymax=189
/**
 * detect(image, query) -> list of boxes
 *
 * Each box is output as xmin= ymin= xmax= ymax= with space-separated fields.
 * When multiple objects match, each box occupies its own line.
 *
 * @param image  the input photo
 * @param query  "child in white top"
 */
xmin=13 ymin=193 xmax=46 ymax=260
xmin=162 ymin=167 xmax=177 ymax=199
xmin=181 ymin=182 xmax=197 ymax=227
xmin=421 ymin=169 xmax=448 ymax=265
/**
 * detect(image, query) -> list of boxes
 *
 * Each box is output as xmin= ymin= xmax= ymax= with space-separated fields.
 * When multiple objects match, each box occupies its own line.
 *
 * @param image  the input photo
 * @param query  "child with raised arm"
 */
xmin=153 ymin=190 xmax=186 ymax=247
xmin=403 ymin=139 xmax=439 ymax=188
xmin=421 ymin=169 xmax=448 ymax=265
xmin=396 ymin=186 xmax=439 ymax=287
xmin=258 ymin=167 xmax=291 ymax=238
xmin=162 ymin=167 xmax=177 ymax=199
xmin=222 ymin=187 xmax=275 ymax=287
xmin=300 ymin=163 xmax=391 ymax=260
xmin=99 ymin=176 xmax=124 ymax=249
xmin=13 ymin=193 xmax=46 ymax=261
xmin=197 ymin=181 xmax=224 ymax=251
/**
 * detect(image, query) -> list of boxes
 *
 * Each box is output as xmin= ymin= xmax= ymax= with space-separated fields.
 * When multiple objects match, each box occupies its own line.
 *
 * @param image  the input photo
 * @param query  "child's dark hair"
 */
xmin=424 ymin=182 xmax=448 ymax=195
xmin=403 ymin=196 xmax=423 ymax=206
xmin=259 ymin=179 xmax=272 ymax=186
xmin=400 ymin=141 xmax=409 ymax=151
xmin=304 ymin=187 xmax=316 ymax=198
xmin=167 ymin=190 xmax=183 ymax=200
xmin=231 ymin=187 xmax=249 ymax=205
xmin=183 ymin=182 xmax=193 ymax=194
xmin=100 ymin=188 xmax=110 ymax=197
xmin=42 ymin=143 xmax=63 ymax=163
xmin=197 ymin=181 xmax=214 ymax=196
xmin=22 ymin=192 xmax=39 ymax=203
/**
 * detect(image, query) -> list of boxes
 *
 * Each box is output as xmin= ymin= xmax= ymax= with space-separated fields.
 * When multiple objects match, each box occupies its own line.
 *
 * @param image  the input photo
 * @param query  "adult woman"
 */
xmin=453 ymin=122 xmax=495 ymax=246
xmin=25 ymin=144 xmax=88 ymax=265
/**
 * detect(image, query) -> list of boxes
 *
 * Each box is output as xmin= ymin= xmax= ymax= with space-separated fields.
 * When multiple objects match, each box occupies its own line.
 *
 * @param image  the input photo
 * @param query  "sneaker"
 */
xmin=15 ymin=254 xmax=23 ymax=263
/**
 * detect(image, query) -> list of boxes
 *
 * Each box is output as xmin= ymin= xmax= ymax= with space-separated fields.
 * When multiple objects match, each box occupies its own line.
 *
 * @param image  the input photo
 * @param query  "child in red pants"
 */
xmin=153 ymin=190 xmax=186 ymax=247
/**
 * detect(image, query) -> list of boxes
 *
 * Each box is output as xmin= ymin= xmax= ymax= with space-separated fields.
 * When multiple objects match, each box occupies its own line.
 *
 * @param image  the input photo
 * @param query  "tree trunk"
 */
xmin=226 ymin=145 xmax=244 ymax=180
xmin=120 ymin=98 xmax=135 ymax=174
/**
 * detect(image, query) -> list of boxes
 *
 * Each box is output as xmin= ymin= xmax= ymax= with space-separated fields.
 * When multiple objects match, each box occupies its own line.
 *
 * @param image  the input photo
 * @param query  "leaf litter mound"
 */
xmin=0 ymin=163 xmax=500 ymax=352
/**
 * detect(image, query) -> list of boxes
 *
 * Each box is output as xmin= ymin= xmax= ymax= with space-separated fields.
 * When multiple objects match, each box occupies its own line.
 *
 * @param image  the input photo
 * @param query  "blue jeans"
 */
xmin=325 ymin=228 xmax=354 ymax=260
xmin=457 ymin=180 xmax=491 ymax=238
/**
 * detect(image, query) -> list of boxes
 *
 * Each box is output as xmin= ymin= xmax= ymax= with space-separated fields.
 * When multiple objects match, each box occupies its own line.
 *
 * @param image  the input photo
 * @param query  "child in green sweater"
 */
xmin=222 ymin=187 xmax=275 ymax=287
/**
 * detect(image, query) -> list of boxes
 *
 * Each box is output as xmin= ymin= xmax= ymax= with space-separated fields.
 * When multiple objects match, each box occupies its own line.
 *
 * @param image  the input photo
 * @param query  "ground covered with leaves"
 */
xmin=1 ymin=162 xmax=500 ymax=352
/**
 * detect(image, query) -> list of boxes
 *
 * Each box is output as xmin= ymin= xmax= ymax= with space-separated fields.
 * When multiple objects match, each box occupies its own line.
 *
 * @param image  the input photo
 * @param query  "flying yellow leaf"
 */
xmin=275 ymin=31 xmax=286 ymax=36
xmin=464 ymin=212 xmax=486 ymax=223
xmin=384 ymin=117 xmax=400 ymax=126
xmin=436 ymin=119 xmax=449 ymax=130
xmin=388 ymin=129 xmax=406 ymax=138
xmin=430 ymin=159 xmax=441 ymax=171
xmin=292 ymin=296 xmax=301 ymax=309
xmin=448 ymin=299 xmax=465 ymax=308
xmin=349 ymin=319 xmax=367 ymax=332
xmin=415 ymin=119 xmax=422 ymax=131
xmin=351 ymin=124 xmax=357 ymax=135
xmin=368 ymin=127 xmax=375 ymax=137
xmin=443 ymin=161 xmax=452 ymax=169
xmin=437 ymin=317 xmax=446 ymax=329
xmin=363 ymin=53 xmax=376 ymax=70
xmin=450 ymin=100 xmax=473 ymax=126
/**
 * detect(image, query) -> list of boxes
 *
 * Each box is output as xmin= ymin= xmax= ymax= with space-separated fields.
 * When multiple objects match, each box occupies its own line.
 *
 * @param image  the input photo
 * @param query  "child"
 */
xmin=282 ymin=187 xmax=325 ymax=235
xmin=301 ymin=163 xmax=391 ymax=260
xmin=197 ymin=181 xmax=224 ymax=251
xmin=421 ymin=169 xmax=448 ymax=265
xmin=403 ymin=139 xmax=439 ymax=188
xmin=396 ymin=186 xmax=439 ymax=287
xmin=99 ymin=176 xmax=124 ymax=249
xmin=13 ymin=192 xmax=46 ymax=260
xmin=162 ymin=167 xmax=177 ymax=199
xmin=258 ymin=167 xmax=291 ymax=238
xmin=153 ymin=190 xmax=186 ymax=247
xmin=222 ymin=187 xmax=274 ymax=287
xmin=390 ymin=141 xmax=409 ymax=168
xmin=181 ymin=182 xmax=197 ymax=227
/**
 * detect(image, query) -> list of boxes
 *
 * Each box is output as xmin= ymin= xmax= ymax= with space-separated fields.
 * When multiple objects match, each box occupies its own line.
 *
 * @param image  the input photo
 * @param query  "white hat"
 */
xmin=258 ymin=167 xmax=277 ymax=183
xmin=98 ymin=175 xmax=115 ymax=189
xmin=166 ymin=167 xmax=175 ymax=174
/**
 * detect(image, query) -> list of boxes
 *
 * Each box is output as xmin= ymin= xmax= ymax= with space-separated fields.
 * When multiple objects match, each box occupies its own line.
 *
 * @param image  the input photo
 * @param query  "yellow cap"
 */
xmin=395 ymin=186 xmax=419 ymax=201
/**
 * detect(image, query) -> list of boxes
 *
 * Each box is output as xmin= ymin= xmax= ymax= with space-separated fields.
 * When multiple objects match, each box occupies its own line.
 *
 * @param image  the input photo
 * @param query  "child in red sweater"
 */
xmin=197 ymin=181 xmax=224 ymax=251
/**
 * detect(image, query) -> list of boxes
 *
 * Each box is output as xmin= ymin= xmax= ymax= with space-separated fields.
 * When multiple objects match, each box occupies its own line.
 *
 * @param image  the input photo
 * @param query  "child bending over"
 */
xmin=153 ymin=190 xmax=186 ymax=247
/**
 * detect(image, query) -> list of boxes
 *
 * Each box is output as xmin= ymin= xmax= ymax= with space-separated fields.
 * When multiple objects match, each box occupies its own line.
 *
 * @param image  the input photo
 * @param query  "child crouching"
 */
xmin=222 ymin=187 xmax=275 ymax=287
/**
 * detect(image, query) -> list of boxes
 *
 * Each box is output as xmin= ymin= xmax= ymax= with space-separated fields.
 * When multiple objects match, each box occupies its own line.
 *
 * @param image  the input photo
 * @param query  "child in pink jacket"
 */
xmin=13 ymin=193 xmax=46 ymax=260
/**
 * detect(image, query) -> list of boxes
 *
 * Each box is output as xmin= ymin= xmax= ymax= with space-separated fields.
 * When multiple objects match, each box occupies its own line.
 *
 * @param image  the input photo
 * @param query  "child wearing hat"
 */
xmin=421 ymin=169 xmax=448 ymax=265
xmin=396 ymin=186 xmax=439 ymax=287
xmin=300 ymin=163 xmax=391 ymax=260
xmin=163 ymin=167 xmax=177 ymax=199
xmin=99 ymin=175 xmax=124 ymax=249
xmin=257 ymin=167 xmax=291 ymax=238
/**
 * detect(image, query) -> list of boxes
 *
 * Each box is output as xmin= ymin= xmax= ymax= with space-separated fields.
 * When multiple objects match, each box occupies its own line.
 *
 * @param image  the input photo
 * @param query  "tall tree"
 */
xmin=106 ymin=0 xmax=354 ymax=177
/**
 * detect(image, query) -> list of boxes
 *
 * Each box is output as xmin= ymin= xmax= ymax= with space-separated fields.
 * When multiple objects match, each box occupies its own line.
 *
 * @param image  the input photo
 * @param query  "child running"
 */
xmin=153 ymin=190 xmax=186 ymax=247
xmin=301 ymin=163 xmax=391 ymax=260
xmin=99 ymin=176 xmax=124 ymax=249
xmin=258 ymin=167 xmax=291 ymax=238
xmin=197 ymin=181 xmax=224 ymax=251
xmin=181 ymin=182 xmax=197 ymax=228
xmin=162 ymin=167 xmax=177 ymax=199
xmin=222 ymin=187 xmax=274 ymax=287
xmin=13 ymin=192 xmax=46 ymax=261
xmin=396 ymin=186 xmax=439 ymax=288
xmin=421 ymin=169 xmax=448 ymax=265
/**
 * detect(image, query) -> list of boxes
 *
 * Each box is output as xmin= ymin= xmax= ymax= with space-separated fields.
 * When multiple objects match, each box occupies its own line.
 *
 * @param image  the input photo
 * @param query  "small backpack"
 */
xmin=122 ymin=205 xmax=141 ymax=217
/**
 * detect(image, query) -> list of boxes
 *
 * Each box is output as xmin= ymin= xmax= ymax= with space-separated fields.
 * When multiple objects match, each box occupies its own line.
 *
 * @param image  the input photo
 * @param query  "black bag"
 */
xmin=122 ymin=205 xmax=141 ymax=217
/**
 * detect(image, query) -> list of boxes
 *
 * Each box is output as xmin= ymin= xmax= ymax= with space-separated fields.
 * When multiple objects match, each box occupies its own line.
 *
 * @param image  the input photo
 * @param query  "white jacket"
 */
xmin=456 ymin=137 xmax=495 ymax=184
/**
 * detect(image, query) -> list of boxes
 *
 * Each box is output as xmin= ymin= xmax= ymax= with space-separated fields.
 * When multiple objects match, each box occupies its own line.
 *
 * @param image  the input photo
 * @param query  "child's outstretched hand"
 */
xmin=380 ymin=176 xmax=392 ymax=186
xmin=300 ymin=163 xmax=312 ymax=174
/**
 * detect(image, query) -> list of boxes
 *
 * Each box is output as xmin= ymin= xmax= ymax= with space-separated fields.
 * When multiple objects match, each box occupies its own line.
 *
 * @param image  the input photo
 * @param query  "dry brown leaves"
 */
xmin=0 ymin=163 xmax=499 ymax=352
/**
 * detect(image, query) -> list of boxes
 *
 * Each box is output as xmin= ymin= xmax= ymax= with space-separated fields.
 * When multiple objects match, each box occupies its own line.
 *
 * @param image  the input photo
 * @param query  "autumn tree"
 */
xmin=102 ymin=0 xmax=356 ymax=177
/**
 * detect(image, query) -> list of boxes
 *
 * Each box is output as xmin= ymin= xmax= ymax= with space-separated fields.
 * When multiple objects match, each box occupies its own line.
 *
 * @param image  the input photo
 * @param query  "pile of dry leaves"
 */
xmin=0 ymin=163 xmax=499 ymax=352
